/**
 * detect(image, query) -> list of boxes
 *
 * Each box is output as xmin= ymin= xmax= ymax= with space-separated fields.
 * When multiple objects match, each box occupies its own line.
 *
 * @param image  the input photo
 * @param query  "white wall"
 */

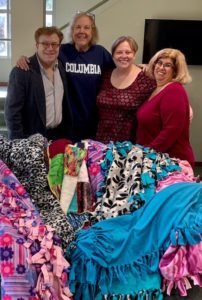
xmin=0 ymin=57 xmax=11 ymax=82
xmin=55 ymin=0 xmax=97 ymax=29
xmin=0 ymin=0 xmax=43 ymax=81
xmin=11 ymin=0 xmax=44 ymax=66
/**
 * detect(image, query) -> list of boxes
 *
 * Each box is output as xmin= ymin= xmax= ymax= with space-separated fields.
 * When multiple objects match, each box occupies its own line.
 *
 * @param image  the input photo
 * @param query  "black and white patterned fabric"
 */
xmin=92 ymin=142 xmax=181 ymax=221
xmin=0 ymin=134 xmax=75 ymax=247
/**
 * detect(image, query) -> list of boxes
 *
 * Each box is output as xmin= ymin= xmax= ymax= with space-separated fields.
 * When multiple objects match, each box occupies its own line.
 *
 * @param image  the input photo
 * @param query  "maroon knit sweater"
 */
xmin=96 ymin=70 xmax=156 ymax=143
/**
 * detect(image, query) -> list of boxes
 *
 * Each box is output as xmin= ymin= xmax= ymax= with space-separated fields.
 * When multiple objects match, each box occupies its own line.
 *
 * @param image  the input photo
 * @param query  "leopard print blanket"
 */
xmin=0 ymin=134 xmax=75 ymax=248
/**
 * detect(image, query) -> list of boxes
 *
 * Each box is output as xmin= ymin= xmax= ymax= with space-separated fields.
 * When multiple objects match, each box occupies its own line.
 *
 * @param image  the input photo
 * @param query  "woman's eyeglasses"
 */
xmin=155 ymin=59 xmax=174 ymax=69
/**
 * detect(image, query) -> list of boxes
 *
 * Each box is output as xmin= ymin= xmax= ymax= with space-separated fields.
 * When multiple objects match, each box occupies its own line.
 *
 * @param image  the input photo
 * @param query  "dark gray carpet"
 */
xmin=164 ymin=285 xmax=202 ymax=300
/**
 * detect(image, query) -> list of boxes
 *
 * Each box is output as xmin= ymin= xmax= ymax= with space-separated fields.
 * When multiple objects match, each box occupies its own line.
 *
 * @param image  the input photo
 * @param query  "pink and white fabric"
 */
xmin=159 ymin=242 xmax=202 ymax=296
xmin=0 ymin=160 xmax=73 ymax=300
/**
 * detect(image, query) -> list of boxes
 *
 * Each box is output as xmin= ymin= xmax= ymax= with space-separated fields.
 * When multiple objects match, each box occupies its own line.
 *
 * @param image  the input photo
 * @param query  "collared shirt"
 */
xmin=37 ymin=56 xmax=64 ymax=128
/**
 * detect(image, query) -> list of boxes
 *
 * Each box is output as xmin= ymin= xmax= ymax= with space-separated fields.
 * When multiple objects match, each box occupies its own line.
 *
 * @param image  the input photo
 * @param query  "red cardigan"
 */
xmin=136 ymin=82 xmax=195 ymax=166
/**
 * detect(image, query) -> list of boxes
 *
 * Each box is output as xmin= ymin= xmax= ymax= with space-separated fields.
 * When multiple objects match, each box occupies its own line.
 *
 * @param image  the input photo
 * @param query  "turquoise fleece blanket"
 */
xmin=68 ymin=182 xmax=202 ymax=299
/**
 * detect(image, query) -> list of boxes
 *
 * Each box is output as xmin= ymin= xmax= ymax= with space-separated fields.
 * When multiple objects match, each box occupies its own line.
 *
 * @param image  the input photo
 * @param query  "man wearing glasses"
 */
xmin=5 ymin=26 xmax=72 ymax=140
xmin=16 ymin=12 xmax=114 ymax=143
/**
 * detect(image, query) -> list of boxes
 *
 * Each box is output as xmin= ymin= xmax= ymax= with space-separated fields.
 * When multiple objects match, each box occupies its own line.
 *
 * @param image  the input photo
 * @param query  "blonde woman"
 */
xmin=136 ymin=48 xmax=195 ymax=167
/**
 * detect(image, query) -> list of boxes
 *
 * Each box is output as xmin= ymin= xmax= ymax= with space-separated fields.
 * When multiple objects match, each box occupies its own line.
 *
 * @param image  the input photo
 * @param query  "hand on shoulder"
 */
xmin=16 ymin=55 xmax=30 ymax=71
xmin=137 ymin=63 xmax=148 ymax=72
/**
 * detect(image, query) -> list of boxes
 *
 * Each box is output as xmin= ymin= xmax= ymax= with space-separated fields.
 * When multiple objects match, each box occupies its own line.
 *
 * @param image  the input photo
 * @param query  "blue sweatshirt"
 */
xmin=59 ymin=43 xmax=114 ymax=142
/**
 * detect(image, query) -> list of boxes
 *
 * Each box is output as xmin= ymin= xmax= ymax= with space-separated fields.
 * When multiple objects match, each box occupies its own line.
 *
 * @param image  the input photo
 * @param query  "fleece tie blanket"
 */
xmin=0 ymin=160 xmax=72 ymax=299
xmin=0 ymin=134 xmax=75 ymax=248
xmin=68 ymin=182 xmax=202 ymax=300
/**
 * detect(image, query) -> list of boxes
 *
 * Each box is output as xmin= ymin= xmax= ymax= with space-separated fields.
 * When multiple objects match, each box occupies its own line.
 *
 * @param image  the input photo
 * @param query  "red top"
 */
xmin=96 ymin=70 xmax=156 ymax=143
xmin=136 ymin=82 xmax=195 ymax=166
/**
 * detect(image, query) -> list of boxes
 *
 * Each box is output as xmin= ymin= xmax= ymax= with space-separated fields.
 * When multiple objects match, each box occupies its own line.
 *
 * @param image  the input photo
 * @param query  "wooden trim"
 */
xmin=195 ymin=161 xmax=202 ymax=166
xmin=0 ymin=82 xmax=8 ymax=86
